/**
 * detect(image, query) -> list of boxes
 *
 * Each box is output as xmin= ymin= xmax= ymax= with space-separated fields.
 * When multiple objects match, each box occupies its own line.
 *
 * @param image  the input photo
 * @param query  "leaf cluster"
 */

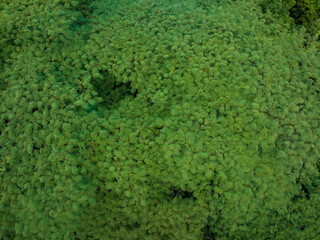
xmin=0 ymin=0 xmax=319 ymax=239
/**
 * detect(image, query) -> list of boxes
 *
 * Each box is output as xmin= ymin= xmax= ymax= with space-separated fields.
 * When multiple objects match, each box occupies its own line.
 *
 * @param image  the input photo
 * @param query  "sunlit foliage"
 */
xmin=0 ymin=0 xmax=319 ymax=239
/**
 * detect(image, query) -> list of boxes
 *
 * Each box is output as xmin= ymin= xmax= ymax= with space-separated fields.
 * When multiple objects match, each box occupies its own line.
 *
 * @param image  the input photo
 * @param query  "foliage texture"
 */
xmin=258 ymin=0 xmax=320 ymax=40
xmin=0 ymin=0 xmax=319 ymax=239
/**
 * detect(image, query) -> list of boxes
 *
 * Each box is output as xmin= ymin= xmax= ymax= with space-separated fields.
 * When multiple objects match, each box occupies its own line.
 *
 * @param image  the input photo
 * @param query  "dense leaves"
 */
xmin=0 ymin=0 xmax=319 ymax=239
xmin=258 ymin=0 xmax=320 ymax=41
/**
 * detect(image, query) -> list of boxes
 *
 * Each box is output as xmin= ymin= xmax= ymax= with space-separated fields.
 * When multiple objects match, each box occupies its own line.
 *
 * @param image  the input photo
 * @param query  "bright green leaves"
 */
xmin=140 ymin=198 xmax=147 ymax=207
xmin=218 ymin=171 xmax=228 ymax=182
xmin=0 ymin=0 xmax=319 ymax=239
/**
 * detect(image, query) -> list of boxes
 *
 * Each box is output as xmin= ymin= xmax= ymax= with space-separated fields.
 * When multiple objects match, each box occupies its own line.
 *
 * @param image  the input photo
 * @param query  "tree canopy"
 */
xmin=0 ymin=0 xmax=319 ymax=239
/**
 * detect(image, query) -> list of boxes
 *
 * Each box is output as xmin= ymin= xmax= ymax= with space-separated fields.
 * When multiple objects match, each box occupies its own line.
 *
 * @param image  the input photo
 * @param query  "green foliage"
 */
xmin=0 ymin=156 xmax=6 ymax=181
xmin=259 ymin=0 xmax=320 ymax=24
xmin=289 ymin=0 xmax=320 ymax=24
xmin=258 ymin=0 xmax=320 ymax=40
xmin=0 ymin=0 xmax=319 ymax=239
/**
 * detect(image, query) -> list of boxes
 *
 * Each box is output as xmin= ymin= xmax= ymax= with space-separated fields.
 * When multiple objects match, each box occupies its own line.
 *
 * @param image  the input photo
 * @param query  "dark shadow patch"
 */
xmin=202 ymin=215 xmax=216 ymax=240
xmin=91 ymin=70 xmax=138 ymax=112
xmin=33 ymin=145 xmax=41 ymax=151
xmin=292 ymin=178 xmax=315 ymax=202
xmin=289 ymin=6 xmax=305 ymax=25
xmin=309 ymin=77 xmax=316 ymax=86
xmin=74 ymin=231 xmax=80 ymax=240
xmin=170 ymin=186 xmax=197 ymax=200
xmin=65 ymin=98 xmax=72 ymax=106
xmin=216 ymin=109 xmax=220 ymax=118
xmin=301 ymin=183 xmax=311 ymax=200
xmin=126 ymin=222 xmax=140 ymax=231
xmin=0 ymin=80 xmax=7 ymax=91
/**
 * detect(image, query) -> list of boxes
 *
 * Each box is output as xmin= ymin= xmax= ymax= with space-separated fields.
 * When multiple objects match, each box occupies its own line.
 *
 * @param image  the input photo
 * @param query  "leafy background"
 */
xmin=0 ymin=0 xmax=319 ymax=239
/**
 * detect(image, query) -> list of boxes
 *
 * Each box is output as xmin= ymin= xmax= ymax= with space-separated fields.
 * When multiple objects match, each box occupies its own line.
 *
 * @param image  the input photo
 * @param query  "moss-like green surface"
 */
xmin=0 ymin=0 xmax=319 ymax=239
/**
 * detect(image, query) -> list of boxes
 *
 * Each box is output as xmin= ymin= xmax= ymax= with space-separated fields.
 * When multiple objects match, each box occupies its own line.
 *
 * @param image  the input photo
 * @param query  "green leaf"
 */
xmin=141 ymin=199 xmax=147 ymax=206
